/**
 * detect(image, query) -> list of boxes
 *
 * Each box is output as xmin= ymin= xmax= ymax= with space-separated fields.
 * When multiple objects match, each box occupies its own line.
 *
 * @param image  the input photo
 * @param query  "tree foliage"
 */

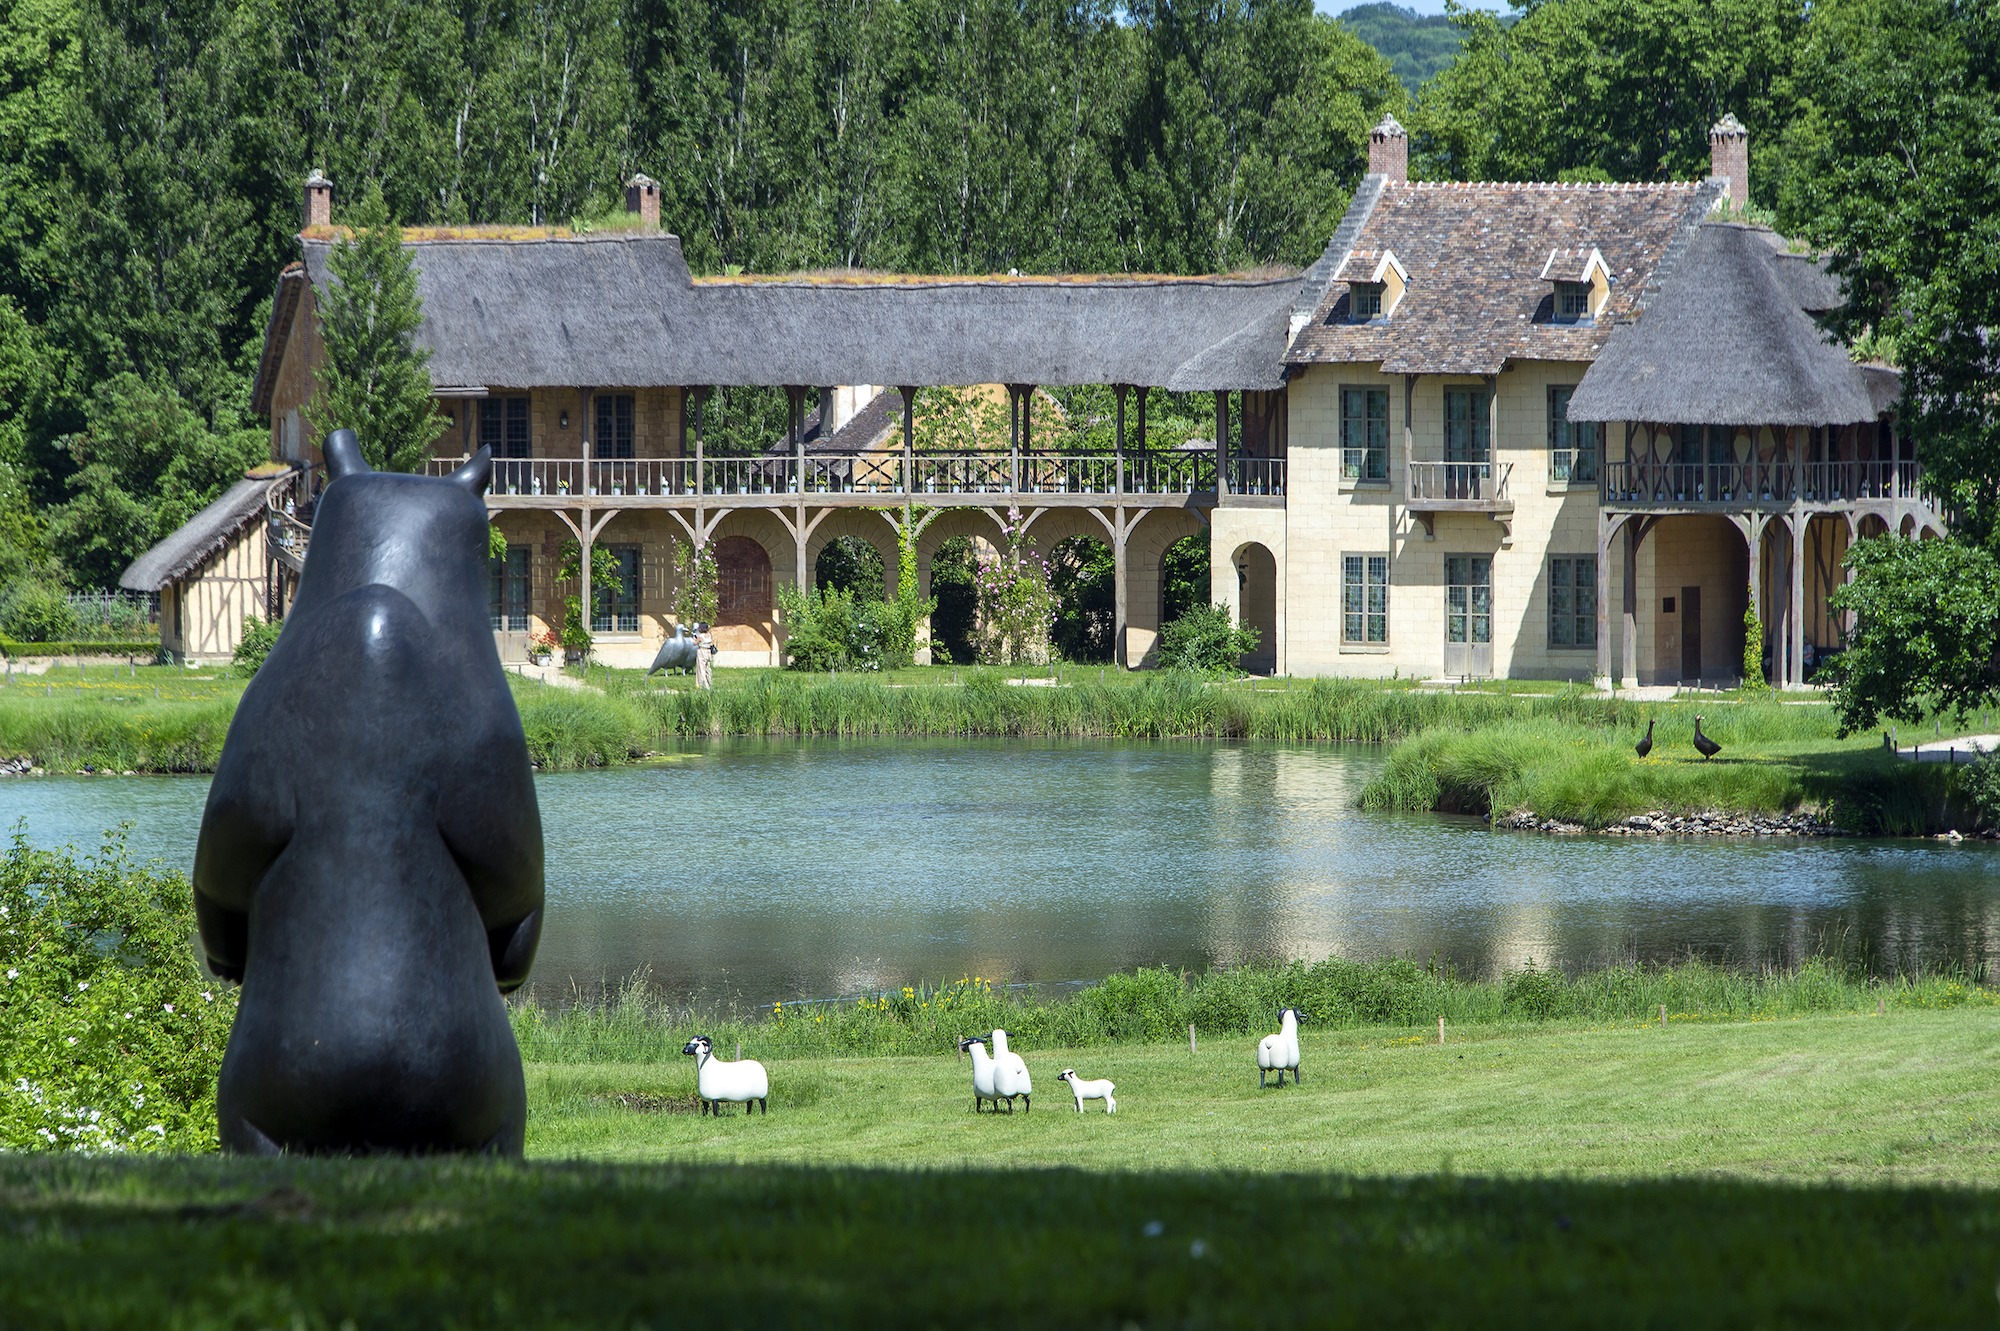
xmin=1824 ymin=537 xmax=2000 ymax=733
xmin=310 ymin=184 xmax=439 ymax=472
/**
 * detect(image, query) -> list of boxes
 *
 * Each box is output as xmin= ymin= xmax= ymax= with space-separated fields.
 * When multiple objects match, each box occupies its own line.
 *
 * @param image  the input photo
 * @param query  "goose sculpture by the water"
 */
xmin=1692 ymin=715 xmax=1721 ymax=761
xmin=1634 ymin=719 xmax=1654 ymax=760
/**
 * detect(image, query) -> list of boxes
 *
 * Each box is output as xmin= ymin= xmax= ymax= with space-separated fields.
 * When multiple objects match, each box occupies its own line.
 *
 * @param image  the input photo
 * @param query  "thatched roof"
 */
xmin=669 ymin=274 xmax=1301 ymax=390
xmin=300 ymin=233 xmax=697 ymax=393
xmin=1286 ymin=179 xmax=1726 ymax=374
xmin=1567 ymin=223 xmax=1892 ymax=426
xmin=254 ymin=232 xmax=1302 ymax=404
xmin=119 ymin=477 xmax=273 ymax=593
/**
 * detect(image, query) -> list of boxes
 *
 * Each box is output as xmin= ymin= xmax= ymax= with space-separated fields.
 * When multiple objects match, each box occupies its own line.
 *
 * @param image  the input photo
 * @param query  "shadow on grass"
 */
xmin=1796 ymin=747 xmax=1957 ymax=835
xmin=2 ymin=1154 xmax=1994 ymax=1327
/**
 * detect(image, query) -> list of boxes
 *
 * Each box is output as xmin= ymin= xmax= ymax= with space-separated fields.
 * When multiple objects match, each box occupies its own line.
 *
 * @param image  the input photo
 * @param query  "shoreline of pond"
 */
xmin=0 ymin=664 xmax=1982 ymax=838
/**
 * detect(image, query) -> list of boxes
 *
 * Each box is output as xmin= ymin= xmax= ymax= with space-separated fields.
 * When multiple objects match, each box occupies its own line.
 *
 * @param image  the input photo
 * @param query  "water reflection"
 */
xmin=5 ymin=739 xmax=1999 ymax=1004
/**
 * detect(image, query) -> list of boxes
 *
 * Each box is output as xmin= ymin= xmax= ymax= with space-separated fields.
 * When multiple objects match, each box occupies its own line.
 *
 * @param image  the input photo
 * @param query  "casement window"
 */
xmin=480 ymin=396 xmax=531 ymax=457
xmin=1444 ymin=388 xmax=1491 ymax=463
xmin=489 ymin=545 xmax=531 ymax=631
xmin=592 ymin=545 xmax=642 ymax=633
xmin=1548 ymin=555 xmax=1597 ymax=649
xmin=1348 ymin=283 xmax=1383 ymax=321
xmin=1547 ymin=386 xmax=1601 ymax=484
xmin=594 ymin=394 xmax=635 ymax=459
xmin=1340 ymin=387 xmax=1389 ymax=482
xmin=1342 ymin=553 xmax=1389 ymax=644
xmin=1554 ymin=282 xmax=1592 ymax=321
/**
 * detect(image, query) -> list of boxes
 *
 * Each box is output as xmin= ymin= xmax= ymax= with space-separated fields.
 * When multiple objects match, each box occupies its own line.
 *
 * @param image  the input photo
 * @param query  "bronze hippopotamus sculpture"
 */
xmin=192 ymin=430 xmax=544 ymax=1155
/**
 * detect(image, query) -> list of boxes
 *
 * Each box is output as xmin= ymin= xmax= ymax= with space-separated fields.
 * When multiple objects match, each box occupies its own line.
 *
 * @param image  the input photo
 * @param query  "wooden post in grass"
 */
xmin=1437 ymin=1016 xmax=1445 ymax=1045
xmin=1659 ymin=1005 xmax=1667 ymax=1029
xmin=735 ymin=1040 xmax=742 ymax=1060
xmin=1188 ymin=1024 xmax=1197 ymax=1054
xmin=1878 ymin=996 xmax=1885 ymax=1017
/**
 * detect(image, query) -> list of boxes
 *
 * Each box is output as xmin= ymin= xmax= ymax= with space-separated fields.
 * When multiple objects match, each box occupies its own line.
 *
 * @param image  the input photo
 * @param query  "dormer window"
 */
xmin=1541 ymin=247 xmax=1611 ymax=323
xmin=1336 ymin=248 xmax=1407 ymax=323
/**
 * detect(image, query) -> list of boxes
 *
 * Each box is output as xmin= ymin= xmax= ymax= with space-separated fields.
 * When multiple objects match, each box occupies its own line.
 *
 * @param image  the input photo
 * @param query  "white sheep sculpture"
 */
xmin=682 ymin=1035 xmax=769 ymax=1115
xmin=1257 ymin=1007 xmax=1305 ymax=1088
xmin=959 ymin=1036 xmax=1006 ymax=1113
xmin=990 ymin=1027 xmax=1032 ymax=1113
xmin=1056 ymin=1068 xmax=1116 ymax=1114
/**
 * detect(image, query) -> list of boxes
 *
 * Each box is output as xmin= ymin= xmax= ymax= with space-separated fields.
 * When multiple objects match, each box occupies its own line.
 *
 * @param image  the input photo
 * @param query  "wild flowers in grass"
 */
xmin=0 ymin=829 xmax=235 ymax=1151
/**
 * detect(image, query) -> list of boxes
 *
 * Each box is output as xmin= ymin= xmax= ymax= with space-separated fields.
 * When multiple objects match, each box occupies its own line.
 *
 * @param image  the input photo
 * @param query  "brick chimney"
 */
xmin=1709 ymin=113 xmax=1749 ymax=205
xmin=303 ymin=170 xmax=332 ymax=229
xmin=1368 ymin=114 xmax=1408 ymax=183
xmin=624 ymin=173 xmax=660 ymax=228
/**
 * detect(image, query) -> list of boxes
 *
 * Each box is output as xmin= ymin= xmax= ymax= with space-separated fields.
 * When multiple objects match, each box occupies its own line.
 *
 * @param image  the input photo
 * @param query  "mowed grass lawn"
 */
xmin=7 ymin=1009 xmax=2000 ymax=1328
xmin=533 ymin=1008 xmax=2000 ymax=1182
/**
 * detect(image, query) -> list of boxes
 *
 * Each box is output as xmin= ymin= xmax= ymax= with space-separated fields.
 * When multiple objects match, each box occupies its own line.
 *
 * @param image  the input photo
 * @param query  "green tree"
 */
xmin=309 ymin=184 xmax=440 ymax=472
xmin=1778 ymin=0 xmax=2000 ymax=545
xmin=46 ymin=373 xmax=264 ymax=590
xmin=1409 ymin=0 xmax=1809 ymax=196
xmin=1825 ymin=537 xmax=2000 ymax=733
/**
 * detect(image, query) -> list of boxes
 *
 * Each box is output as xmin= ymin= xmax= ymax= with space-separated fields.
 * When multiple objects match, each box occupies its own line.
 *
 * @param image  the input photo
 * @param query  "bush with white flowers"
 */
xmin=0 ymin=829 xmax=236 ymax=1151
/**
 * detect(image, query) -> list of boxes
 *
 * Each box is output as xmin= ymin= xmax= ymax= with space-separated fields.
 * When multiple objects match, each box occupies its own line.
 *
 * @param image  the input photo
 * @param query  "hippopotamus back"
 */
xmin=193 ymin=431 xmax=544 ymax=1155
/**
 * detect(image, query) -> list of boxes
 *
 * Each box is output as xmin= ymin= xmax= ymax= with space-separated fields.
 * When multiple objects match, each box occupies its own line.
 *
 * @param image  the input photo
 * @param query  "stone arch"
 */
xmin=705 ymin=510 xmax=792 ymax=663
xmin=803 ymin=508 xmax=899 ymax=598
xmin=1121 ymin=508 xmax=1205 ymax=667
xmin=1857 ymin=513 xmax=1889 ymax=540
xmin=1230 ymin=541 xmax=1279 ymax=675
xmin=1047 ymin=531 xmax=1117 ymax=663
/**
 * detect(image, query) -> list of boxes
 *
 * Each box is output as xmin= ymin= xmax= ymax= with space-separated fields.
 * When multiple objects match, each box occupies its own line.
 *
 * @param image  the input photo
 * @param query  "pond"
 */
xmin=6 ymin=739 xmax=2000 ymax=1006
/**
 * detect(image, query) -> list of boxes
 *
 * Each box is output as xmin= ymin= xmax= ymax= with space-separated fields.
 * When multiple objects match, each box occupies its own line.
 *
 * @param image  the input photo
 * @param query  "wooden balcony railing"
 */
xmin=1601 ymin=458 xmax=1925 ymax=507
xmin=1407 ymin=460 xmax=1513 ymax=507
xmin=427 ymin=450 xmax=1279 ymax=501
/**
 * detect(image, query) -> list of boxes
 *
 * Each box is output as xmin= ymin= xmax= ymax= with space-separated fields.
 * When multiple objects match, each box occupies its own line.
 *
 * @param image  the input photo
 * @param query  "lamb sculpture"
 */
xmin=1056 ymin=1068 xmax=1116 ymax=1114
xmin=682 ymin=1036 xmax=770 ymax=1115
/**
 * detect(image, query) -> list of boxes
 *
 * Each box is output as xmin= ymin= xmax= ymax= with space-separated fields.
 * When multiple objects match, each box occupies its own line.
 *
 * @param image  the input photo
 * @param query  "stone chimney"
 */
xmin=1368 ymin=114 xmax=1408 ymax=183
xmin=624 ymin=173 xmax=660 ymax=228
xmin=1709 ymin=113 xmax=1749 ymax=205
xmin=303 ymin=170 xmax=332 ymax=229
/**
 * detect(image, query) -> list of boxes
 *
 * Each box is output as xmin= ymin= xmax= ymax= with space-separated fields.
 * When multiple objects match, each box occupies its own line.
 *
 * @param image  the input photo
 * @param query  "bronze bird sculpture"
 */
xmin=1634 ymin=718 xmax=1654 ymax=759
xmin=1692 ymin=715 xmax=1721 ymax=761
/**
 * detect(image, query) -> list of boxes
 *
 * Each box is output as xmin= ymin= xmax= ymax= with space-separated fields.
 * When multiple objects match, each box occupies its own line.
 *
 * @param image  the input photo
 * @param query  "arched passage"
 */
xmin=714 ymin=534 xmax=775 ymax=656
xmin=1048 ymin=534 xmax=1115 ymax=662
xmin=815 ymin=535 xmax=886 ymax=602
xmin=928 ymin=536 xmax=983 ymax=665
xmin=1158 ymin=530 xmax=1209 ymax=629
xmin=1232 ymin=541 xmax=1278 ymax=675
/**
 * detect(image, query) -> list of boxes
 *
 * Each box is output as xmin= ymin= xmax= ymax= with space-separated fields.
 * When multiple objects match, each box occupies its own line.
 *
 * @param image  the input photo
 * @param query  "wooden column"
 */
xmin=1789 ymin=512 xmax=1807 ymax=688
xmin=692 ymin=386 xmax=708 ymax=497
xmin=1113 ymin=518 xmax=1129 ymax=669
xmin=1594 ymin=511 xmax=1613 ymax=685
xmin=1746 ymin=516 xmax=1764 ymax=687
xmin=787 ymin=386 xmax=806 ymax=494
xmin=899 ymin=385 xmax=916 ymax=496
xmin=1008 ymin=385 xmax=1022 ymax=493
xmin=1114 ymin=384 xmax=1128 ymax=495
xmin=1621 ymin=519 xmax=1642 ymax=688
xmin=1214 ymin=390 xmax=1229 ymax=496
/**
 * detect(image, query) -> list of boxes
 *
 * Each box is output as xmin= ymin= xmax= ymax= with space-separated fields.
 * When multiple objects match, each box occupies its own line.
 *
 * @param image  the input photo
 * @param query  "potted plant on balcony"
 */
xmin=527 ymin=630 xmax=559 ymax=667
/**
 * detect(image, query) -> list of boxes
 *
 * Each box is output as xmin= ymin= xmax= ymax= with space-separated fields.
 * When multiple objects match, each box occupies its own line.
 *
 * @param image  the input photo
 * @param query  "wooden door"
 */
xmin=1445 ymin=555 xmax=1494 ymax=678
xmin=1681 ymin=585 xmax=1702 ymax=682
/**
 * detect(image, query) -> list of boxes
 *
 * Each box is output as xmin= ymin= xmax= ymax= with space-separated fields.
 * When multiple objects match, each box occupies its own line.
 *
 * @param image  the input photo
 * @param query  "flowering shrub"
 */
xmin=974 ymin=508 xmax=1055 ymax=665
xmin=0 ymin=830 xmax=236 ymax=1151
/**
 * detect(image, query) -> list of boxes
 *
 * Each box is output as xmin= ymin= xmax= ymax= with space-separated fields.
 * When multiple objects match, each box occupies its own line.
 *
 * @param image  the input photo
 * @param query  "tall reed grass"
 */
xmin=0 ymin=695 xmax=235 ymax=772
xmin=509 ymin=955 xmax=1995 ymax=1064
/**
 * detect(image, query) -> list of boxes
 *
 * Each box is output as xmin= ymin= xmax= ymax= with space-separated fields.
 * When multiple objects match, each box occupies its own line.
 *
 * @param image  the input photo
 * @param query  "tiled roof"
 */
xmin=1286 ymin=179 xmax=1726 ymax=375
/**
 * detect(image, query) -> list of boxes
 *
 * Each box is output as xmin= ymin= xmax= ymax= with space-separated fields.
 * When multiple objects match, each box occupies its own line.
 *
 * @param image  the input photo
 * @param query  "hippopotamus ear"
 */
xmin=448 ymin=446 xmax=492 ymax=497
xmin=323 ymin=429 xmax=370 ymax=480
